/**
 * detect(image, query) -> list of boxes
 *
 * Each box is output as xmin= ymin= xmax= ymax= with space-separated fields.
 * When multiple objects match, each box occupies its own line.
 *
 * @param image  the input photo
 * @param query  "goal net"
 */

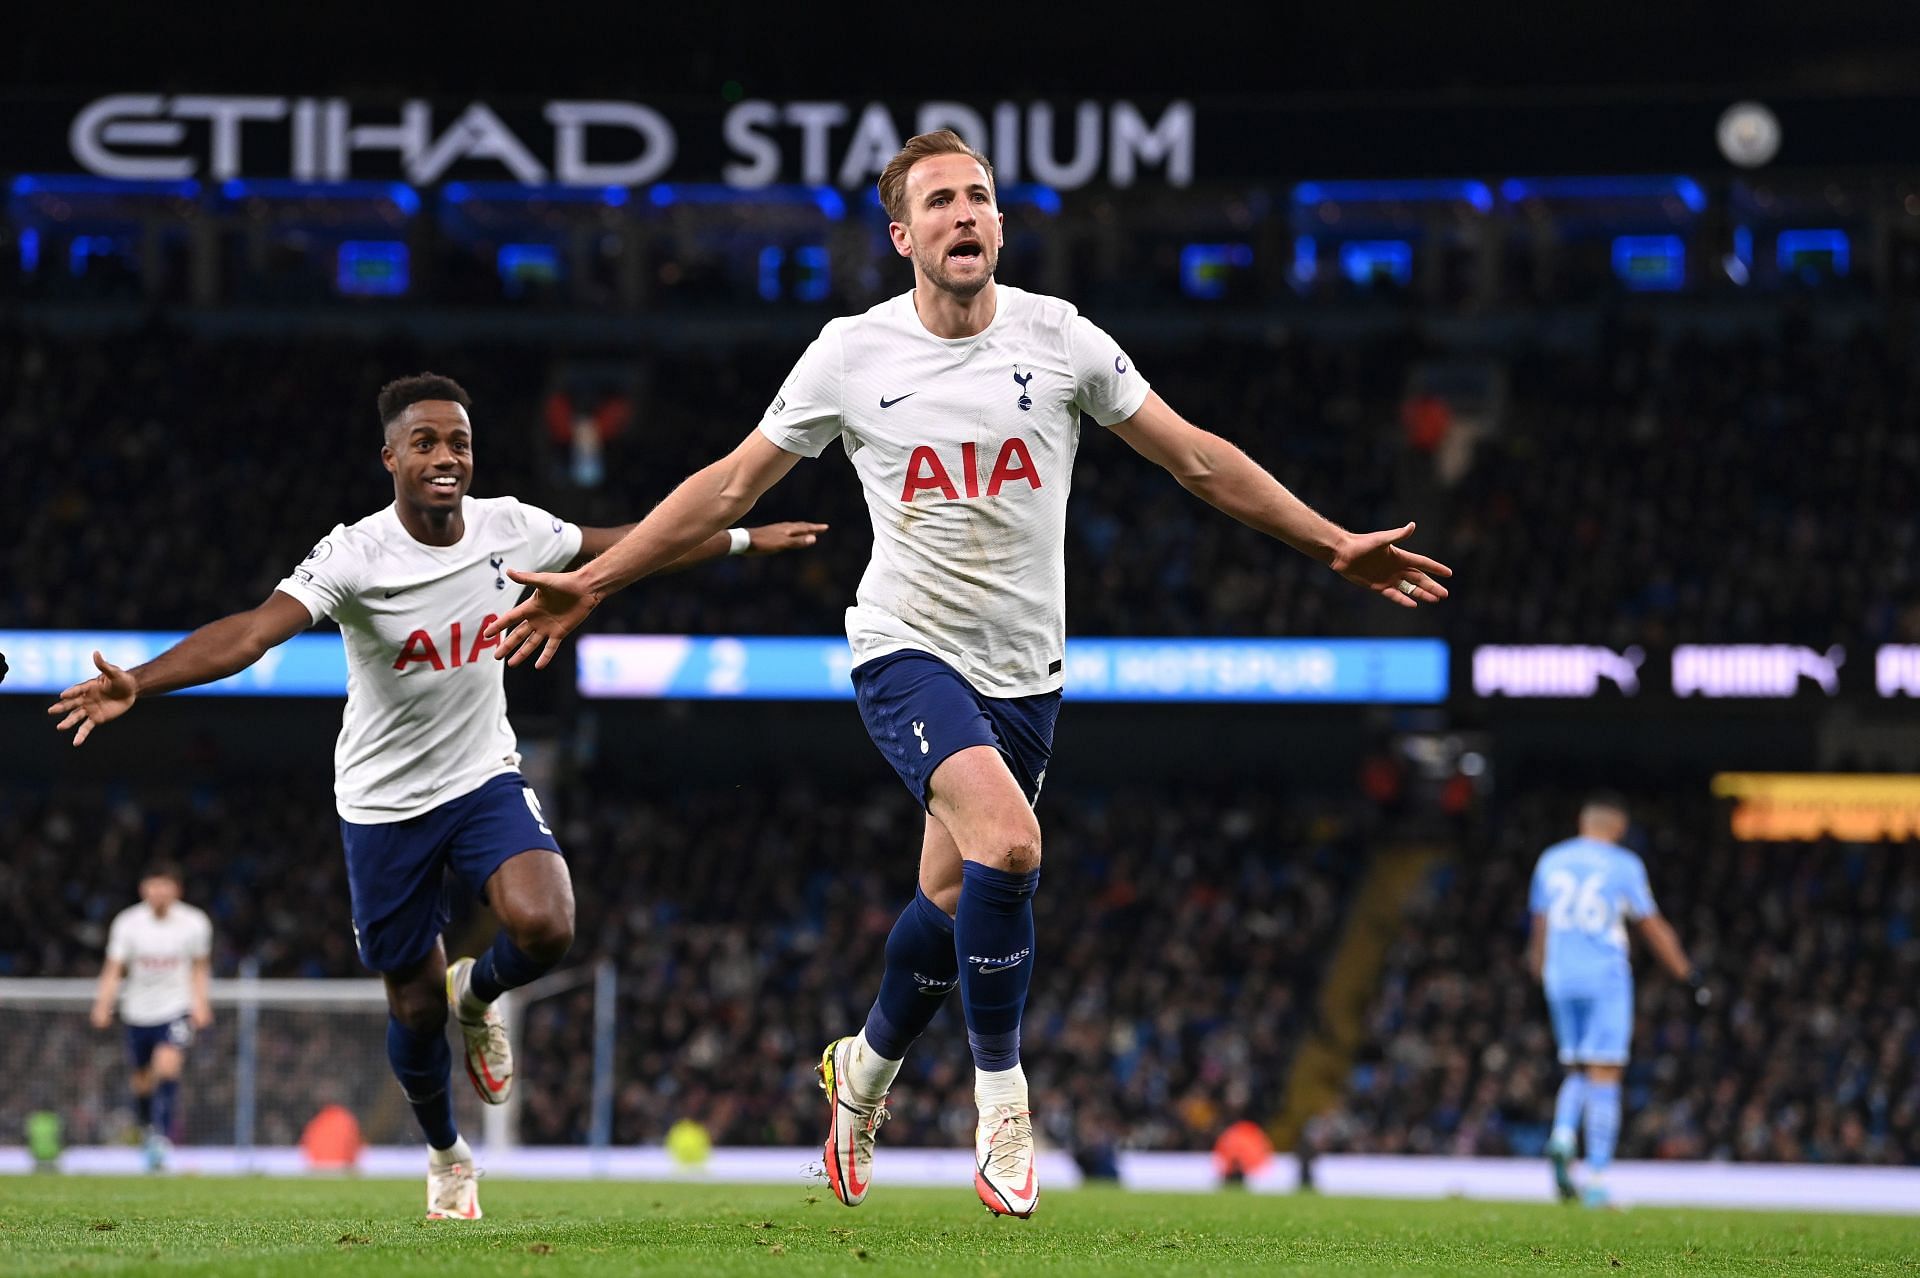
xmin=0 ymin=973 xmax=511 ymax=1152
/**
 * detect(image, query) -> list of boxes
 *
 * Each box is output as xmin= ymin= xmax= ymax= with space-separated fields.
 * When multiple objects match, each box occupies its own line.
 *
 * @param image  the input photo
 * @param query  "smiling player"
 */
xmin=50 ymin=373 xmax=824 ymax=1219
xmin=482 ymin=131 xmax=1452 ymax=1218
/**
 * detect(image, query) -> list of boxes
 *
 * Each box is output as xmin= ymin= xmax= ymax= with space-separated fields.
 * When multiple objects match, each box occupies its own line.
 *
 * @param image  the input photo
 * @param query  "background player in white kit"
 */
xmin=50 ymin=373 xmax=824 ymax=1219
xmin=485 ymin=131 xmax=1453 ymax=1219
xmin=90 ymin=862 xmax=212 ymax=1172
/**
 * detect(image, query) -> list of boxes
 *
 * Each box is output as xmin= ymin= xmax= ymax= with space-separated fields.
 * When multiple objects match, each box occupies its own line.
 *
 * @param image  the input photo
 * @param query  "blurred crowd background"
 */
xmin=6 ymin=9 xmax=1919 ymax=1172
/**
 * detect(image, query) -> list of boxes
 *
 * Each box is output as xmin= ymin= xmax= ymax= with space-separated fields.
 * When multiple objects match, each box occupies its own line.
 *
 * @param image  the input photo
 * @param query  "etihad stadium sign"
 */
xmin=63 ymin=94 xmax=1195 ymax=191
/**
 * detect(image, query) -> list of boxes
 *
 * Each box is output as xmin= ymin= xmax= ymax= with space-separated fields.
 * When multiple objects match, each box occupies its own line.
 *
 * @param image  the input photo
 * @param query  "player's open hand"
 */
xmin=48 ymin=650 xmax=139 ymax=746
xmin=1330 ymin=523 xmax=1453 ymax=608
xmin=89 ymin=1003 xmax=114 ymax=1030
xmin=745 ymin=521 xmax=829 ymax=555
xmin=485 ymin=569 xmax=598 ymax=669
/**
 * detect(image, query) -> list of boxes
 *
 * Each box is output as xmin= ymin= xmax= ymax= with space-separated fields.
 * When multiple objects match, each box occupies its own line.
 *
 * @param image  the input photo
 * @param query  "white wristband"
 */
xmin=726 ymin=527 xmax=751 ymax=556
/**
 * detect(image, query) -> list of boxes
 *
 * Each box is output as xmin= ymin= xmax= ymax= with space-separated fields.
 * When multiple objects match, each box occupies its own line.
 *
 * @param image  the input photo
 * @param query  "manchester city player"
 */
xmin=1529 ymin=793 xmax=1705 ymax=1208
xmin=50 ymin=373 xmax=824 ymax=1218
xmin=484 ymin=130 xmax=1452 ymax=1218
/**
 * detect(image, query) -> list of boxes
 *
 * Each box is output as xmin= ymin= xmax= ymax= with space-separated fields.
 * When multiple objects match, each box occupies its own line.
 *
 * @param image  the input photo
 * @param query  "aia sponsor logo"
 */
xmin=900 ymin=438 xmax=1043 ymax=502
xmin=393 ymin=616 xmax=501 ymax=671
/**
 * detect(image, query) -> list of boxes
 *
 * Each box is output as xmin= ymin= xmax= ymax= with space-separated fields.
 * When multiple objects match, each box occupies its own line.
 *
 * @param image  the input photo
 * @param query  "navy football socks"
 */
xmin=862 ymin=889 xmax=959 ymax=1059
xmin=151 ymin=1080 xmax=178 ymax=1138
xmin=955 ymin=862 xmax=1040 ymax=1072
xmin=470 ymin=932 xmax=557 ymax=1004
xmin=386 ymin=1016 xmax=459 ymax=1150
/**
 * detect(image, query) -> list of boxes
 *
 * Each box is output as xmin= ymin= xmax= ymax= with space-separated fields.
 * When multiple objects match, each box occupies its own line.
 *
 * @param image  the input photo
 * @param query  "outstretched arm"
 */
xmin=571 ymin=520 xmax=827 ymax=574
xmin=1108 ymin=392 xmax=1452 ymax=607
xmin=47 ymin=591 xmax=312 ymax=745
xmin=487 ymin=430 xmax=803 ymax=668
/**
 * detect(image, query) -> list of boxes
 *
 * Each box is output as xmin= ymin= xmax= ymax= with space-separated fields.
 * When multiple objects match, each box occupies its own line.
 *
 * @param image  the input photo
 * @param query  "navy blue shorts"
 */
xmin=338 ymin=772 xmax=563 ymax=974
xmin=126 ymin=1016 xmax=193 ymax=1068
xmin=852 ymin=650 xmax=1061 ymax=809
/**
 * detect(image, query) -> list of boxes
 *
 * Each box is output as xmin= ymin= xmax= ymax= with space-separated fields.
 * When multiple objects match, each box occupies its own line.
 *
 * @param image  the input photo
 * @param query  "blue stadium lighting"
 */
xmin=443 ymin=182 xmax=628 ymax=207
xmin=1000 ymin=183 xmax=1063 ymax=215
xmin=9 ymin=174 xmax=200 ymax=200
xmin=496 ymin=243 xmax=561 ymax=296
xmin=1292 ymin=179 xmax=1493 ymax=212
xmin=67 ymin=235 xmax=127 ymax=277
xmin=1501 ymin=175 xmax=1706 ymax=214
xmin=1290 ymin=235 xmax=1318 ymax=291
xmin=648 ymin=184 xmax=846 ymax=220
xmin=17 ymin=227 xmax=39 ymax=273
xmin=792 ymin=245 xmax=831 ymax=302
xmin=220 ymin=179 xmax=420 ymax=215
xmin=335 ymin=240 xmax=410 ymax=297
xmin=1723 ymin=225 xmax=1754 ymax=286
xmin=1179 ymin=243 xmax=1253 ymax=300
xmin=757 ymin=245 xmax=783 ymax=300
xmin=1777 ymin=228 xmax=1850 ymax=278
xmin=1611 ymin=234 xmax=1685 ymax=292
xmin=1339 ymin=240 xmax=1413 ymax=287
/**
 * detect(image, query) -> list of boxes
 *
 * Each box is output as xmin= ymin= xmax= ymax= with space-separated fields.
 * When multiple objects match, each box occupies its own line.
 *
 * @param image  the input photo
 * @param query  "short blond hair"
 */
xmin=877 ymin=130 xmax=996 ymax=224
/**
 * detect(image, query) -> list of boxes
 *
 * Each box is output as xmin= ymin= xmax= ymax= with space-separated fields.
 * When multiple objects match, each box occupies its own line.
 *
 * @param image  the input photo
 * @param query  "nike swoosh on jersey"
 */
xmin=879 ymin=393 xmax=917 ymax=408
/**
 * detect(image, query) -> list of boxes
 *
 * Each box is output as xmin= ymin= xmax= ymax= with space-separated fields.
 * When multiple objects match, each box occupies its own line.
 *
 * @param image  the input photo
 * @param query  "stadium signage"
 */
xmin=0 ymin=632 xmax=1444 ymax=703
xmin=0 ymin=631 xmax=347 ymax=697
xmin=1472 ymin=645 xmax=1644 ymax=698
xmin=1712 ymin=772 xmax=1920 ymax=843
xmin=66 ymin=95 xmax=1195 ymax=191
xmin=576 ymin=636 xmax=1449 ymax=703
xmin=1672 ymin=644 xmax=1844 ymax=699
xmin=1876 ymin=645 xmax=1920 ymax=697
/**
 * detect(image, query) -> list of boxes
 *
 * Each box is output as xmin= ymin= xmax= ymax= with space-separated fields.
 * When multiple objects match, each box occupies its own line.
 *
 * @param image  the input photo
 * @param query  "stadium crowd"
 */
xmin=1318 ymin=792 xmax=1920 ymax=1165
xmin=5 ymin=312 xmax=1912 ymax=645
xmin=0 ymin=779 xmax=1361 ymax=1153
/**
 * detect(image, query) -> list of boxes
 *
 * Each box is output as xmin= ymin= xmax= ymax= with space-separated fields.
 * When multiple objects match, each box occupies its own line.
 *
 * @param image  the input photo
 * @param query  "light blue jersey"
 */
xmin=1529 ymin=837 xmax=1657 ymax=997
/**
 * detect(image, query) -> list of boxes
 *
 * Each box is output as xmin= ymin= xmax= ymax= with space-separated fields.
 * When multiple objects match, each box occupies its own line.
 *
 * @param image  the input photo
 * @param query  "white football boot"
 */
xmin=974 ymin=1104 xmax=1039 ymax=1217
xmin=426 ymin=1138 xmax=482 ymax=1220
xmin=817 ymin=1036 xmax=890 ymax=1206
xmin=447 ymin=957 xmax=512 ymax=1105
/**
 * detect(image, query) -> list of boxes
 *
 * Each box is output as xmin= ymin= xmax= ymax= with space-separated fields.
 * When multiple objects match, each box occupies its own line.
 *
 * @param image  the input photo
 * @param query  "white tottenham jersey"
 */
xmin=274 ymin=496 xmax=582 ymax=823
xmin=758 ymin=286 xmax=1148 ymax=697
xmin=106 ymin=902 xmax=212 ymax=1026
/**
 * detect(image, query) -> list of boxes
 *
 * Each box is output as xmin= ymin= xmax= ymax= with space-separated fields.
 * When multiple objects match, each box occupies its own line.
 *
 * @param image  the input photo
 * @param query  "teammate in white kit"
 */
xmin=484 ymin=131 xmax=1453 ymax=1218
xmin=90 ymin=862 xmax=212 ymax=1172
xmin=49 ymin=373 xmax=824 ymax=1218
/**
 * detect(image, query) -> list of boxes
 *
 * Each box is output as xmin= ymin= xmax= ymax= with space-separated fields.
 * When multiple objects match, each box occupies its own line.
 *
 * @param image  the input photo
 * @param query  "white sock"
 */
xmin=429 ymin=1135 xmax=472 ymax=1166
xmin=455 ymin=965 xmax=491 ymax=1021
xmin=845 ymin=1029 xmax=902 ymax=1102
xmin=974 ymin=1063 xmax=1028 ymax=1112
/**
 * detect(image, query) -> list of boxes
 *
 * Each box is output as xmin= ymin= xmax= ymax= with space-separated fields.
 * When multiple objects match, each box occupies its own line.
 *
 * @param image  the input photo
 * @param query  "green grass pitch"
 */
xmin=2 ymin=1177 xmax=1914 ymax=1276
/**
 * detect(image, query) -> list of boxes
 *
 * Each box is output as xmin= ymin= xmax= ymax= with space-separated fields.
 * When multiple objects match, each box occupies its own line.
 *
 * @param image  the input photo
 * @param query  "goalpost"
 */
xmin=0 ymin=959 xmax=616 ymax=1163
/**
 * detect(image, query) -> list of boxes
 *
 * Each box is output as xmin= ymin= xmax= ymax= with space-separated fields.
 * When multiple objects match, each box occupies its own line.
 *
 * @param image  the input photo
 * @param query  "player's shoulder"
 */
xmin=1536 ymin=836 xmax=1581 ymax=865
xmin=1001 ymin=284 xmax=1080 ymax=325
xmin=463 ymin=494 xmax=526 ymax=523
xmin=108 ymin=902 xmax=146 ymax=928
xmin=176 ymin=902 xmax=214 ymax=927
xmin=1607 ymin=842 xmax=1650 ymax=875
xmin=319 ymin=507 xmax=401 ymax=559
xmin=822 ymin=297 xmax=897 ymax=341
